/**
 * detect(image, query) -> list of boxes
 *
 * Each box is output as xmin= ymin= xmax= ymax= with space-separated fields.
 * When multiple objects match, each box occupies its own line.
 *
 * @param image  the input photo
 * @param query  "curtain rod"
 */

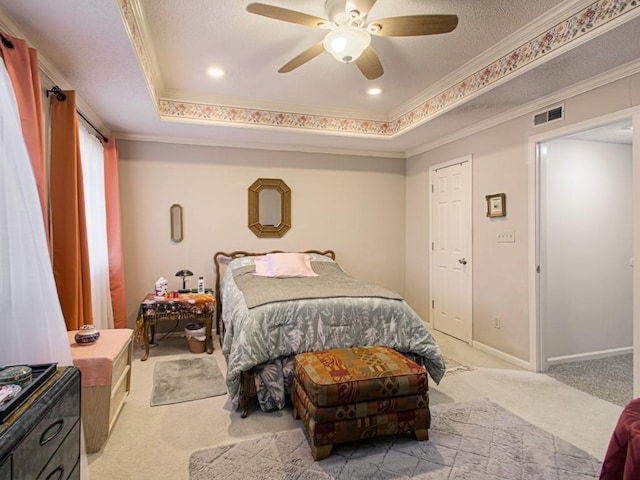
xmin=46 ymin=86 xmax=109 ymax=143
xmin=0 ymin=32 xmax=14 ymax=50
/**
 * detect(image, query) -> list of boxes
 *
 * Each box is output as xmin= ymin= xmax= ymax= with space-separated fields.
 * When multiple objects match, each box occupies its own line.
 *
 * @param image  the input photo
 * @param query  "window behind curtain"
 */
xmin=78 ymin=123 xmax=114 ymax=330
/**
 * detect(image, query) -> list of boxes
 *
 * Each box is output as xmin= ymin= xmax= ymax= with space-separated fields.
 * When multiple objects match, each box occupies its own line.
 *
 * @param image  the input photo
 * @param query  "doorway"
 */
xmin=536 ymin=119 xmax=633 ymax=372
xmin=429 ymin=155 xmax=473 ymax=343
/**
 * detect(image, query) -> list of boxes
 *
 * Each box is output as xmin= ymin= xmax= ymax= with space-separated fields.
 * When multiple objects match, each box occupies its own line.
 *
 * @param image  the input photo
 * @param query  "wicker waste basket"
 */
xmin=184 ymin=322 xmax=206 ymax=353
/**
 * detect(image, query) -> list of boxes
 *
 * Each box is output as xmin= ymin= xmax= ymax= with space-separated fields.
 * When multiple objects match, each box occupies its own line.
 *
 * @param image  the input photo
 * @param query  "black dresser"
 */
xmin=0 ymin=367 xmax=81 ymax=480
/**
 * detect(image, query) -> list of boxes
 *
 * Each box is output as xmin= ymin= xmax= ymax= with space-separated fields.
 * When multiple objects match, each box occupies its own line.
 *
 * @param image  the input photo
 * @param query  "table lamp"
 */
xmin=175 ymin=269 xmax=193 ymax=290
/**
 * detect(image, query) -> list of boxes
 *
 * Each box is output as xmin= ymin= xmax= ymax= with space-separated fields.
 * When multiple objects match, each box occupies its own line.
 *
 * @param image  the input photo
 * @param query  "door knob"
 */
xmin=458 ymin=258 xmax=467 ymax=265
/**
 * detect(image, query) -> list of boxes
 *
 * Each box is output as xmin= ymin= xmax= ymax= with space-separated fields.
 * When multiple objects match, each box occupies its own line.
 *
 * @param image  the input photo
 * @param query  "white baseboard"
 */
xmin=472 ymin=340 xmax=532 ymax=370
xmin=547 ymin=346 xmax=633 ymax=367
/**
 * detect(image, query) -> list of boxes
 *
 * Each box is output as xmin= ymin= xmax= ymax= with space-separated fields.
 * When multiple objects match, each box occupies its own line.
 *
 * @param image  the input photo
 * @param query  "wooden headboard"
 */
xmin=212 ymin=250 xmax=336 ymax=339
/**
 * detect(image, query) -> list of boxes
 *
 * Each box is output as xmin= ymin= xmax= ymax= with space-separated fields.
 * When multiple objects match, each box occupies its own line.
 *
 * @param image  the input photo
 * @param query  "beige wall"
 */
xmin=119 ymin=73 xmax=640 ymax=367
xmin=118 ymin=140 xmax=406 ymax=328
xmin=406 ymin=73 xmax=640 ymax=364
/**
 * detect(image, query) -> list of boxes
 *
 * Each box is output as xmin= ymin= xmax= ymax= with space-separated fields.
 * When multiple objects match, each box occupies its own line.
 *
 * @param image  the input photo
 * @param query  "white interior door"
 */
xmin=430 ymin=158 xmax=472 ymax=343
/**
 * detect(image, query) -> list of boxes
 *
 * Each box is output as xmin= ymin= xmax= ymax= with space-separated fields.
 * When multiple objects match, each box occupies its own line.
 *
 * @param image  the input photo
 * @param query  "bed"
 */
xmin=214 ymin=250 xmax=446 ymax=417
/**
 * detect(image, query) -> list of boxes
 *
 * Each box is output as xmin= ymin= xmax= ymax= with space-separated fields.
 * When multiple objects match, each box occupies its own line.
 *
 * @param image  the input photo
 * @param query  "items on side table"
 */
xmin=67 ymin=328 xmax=133 ymax=453
xmin=138 ymin=292 xmax=215 ymax=361
xmin=292 ymin=345 xmax=430 ymax=460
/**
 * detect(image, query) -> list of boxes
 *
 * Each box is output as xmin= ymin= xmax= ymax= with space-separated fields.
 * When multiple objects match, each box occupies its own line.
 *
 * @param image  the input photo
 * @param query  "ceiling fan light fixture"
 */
xmin=323 ymin=26 xmax=371 ymax=64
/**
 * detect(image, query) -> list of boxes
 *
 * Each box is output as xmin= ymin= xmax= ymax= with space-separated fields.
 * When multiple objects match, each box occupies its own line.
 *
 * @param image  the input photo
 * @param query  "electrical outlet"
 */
xmin=496 ymin=230 xmax=515 ymax=243
xmin=494 ymin=316 xmax=501 ymax=329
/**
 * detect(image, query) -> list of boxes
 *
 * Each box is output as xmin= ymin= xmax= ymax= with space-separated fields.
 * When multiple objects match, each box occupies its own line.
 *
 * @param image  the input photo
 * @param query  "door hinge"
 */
xmin=431 ymin=242 xmax=434 ymax=251
xmin=431 ymin=184 xmax=434 ymax=193
xmin=431 ymin=300 xmax=434 ymax=308
xmin=536 ymin=265 xmax=540 ymax=273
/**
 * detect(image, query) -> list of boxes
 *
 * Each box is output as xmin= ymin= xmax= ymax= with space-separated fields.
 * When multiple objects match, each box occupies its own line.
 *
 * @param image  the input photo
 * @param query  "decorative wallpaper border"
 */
xmin=122 ymin=0 xmax=639 ymax=137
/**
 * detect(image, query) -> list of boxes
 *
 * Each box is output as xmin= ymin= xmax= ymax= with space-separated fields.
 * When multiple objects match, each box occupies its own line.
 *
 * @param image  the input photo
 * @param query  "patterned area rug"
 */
xmin=150 ymin=357 xmax=227 ymax=406
xmin=189 ymin=399 xmax=601 ymax=479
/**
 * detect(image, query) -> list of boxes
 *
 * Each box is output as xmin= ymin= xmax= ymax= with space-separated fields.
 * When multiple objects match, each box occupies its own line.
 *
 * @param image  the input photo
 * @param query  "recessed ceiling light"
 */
xmin=367 ymin=87 xmax=382 ymax=96
xmin=207 ymin=67 xmax=225 ymax=78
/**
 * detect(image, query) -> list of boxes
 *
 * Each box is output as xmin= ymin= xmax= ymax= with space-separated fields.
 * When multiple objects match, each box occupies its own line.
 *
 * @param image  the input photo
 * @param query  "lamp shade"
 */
xmin=323 ymin=26 xmax=371 ymax=64
xmin=175 ymin=269 xmax=194 ymax=289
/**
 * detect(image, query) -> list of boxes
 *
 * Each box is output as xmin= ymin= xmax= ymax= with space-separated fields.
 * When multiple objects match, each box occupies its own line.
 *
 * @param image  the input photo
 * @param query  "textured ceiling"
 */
xmin=0 ymin=0 xmax=638 ymax=157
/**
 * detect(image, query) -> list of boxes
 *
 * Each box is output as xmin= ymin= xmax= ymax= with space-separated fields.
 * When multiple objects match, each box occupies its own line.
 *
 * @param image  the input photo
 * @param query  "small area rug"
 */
xmin=150 ymin=357 xmax=227 ymax=406
xmin=189 ymin=399 xmax=601 ymax=479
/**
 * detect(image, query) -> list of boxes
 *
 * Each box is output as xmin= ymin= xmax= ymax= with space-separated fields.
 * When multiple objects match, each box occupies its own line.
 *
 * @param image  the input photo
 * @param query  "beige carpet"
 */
xmin=151 ymin=356 xmax=227 ymax=406
xmin=86 ymin=333 xmax=622 ymax=480
xmin=189 ymin=399 xmax=602 ymax=479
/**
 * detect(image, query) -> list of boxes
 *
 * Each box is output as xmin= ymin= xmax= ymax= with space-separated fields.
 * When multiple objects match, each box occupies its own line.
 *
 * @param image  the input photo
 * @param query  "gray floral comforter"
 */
xmin=221 ymin=254 xmax=446 ymax=412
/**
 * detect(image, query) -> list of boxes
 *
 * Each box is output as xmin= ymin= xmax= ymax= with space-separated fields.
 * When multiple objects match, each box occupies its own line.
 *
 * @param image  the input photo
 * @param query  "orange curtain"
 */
xmin=103 ymin=136 xmax=126 ymax=328
xmin=0 ymin=32 xmax=47 ymax=234
xmin=50 ymin=90 xmax=93 ymax=331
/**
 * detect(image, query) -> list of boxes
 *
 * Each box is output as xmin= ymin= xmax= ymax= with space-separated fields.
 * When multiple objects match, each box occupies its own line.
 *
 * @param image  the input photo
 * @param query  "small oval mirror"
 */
xmin=170 ymin=204 xmax=183 ymax=242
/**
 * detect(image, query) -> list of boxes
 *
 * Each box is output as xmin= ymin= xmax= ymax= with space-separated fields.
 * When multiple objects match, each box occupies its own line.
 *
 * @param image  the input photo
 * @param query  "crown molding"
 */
xmin=117 ymin=0 xmax=163 ymax=108
xmin=119 ymin=0 xmax=640 ymax=138
xmin=391 ymin=0 xmax=595 ymax=118
xmin=406 ymin=58 xmax=640 ymax=158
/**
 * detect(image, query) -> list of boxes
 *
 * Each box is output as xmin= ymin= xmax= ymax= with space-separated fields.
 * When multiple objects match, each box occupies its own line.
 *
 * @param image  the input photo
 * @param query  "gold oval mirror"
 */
xmin=248 ymin=178 xmax=291 ymax=238
xmin=170 ymin=204 xmax=183 ymax=242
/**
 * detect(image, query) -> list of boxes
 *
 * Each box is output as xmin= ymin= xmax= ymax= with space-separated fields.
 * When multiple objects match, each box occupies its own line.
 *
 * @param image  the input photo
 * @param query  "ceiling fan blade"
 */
xmin=355 ymin=46 xmax=383 ymax=80
xmin=246 ymin=3 xmax=327 ymax=28
xmin=369 ymin=14 xmax=459 ymax=37
xmin=278 ymin=42 xmax=325 ymax=73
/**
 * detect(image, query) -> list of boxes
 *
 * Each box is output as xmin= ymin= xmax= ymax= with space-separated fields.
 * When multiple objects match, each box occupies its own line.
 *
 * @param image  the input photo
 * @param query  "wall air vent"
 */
xmin=533 ymin=105 xmax=564 ymax=127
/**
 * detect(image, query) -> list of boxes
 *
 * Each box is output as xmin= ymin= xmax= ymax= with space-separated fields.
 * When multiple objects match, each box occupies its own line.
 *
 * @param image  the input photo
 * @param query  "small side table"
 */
xmin=137 ymin=293 xmax=215 ymax=361
xmin=67 ymin=328 xmax=133 ymax=453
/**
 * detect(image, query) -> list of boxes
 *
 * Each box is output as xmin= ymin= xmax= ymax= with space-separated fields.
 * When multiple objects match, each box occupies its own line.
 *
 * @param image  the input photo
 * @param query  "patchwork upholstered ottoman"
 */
xmin=292 ymin=345 xmax=430 ymax=460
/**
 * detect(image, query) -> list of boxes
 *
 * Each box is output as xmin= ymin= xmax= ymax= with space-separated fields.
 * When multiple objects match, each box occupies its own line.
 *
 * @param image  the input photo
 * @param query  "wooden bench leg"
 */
xmin=414 ymin=429 xmax=429 ymax=441
xmin=239 ymin=371 xmax=251 ymax=418
xmin=292 ymin=405 xmax=300 ymax=419
xmin=311 ymin=444 xmax=332 ymax=461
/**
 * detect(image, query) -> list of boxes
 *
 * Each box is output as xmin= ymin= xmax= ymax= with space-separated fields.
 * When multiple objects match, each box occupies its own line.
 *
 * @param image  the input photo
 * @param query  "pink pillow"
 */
xmin=253 ymin=256 xmax=270 ymax=276
xmin=254 ymin=253 xmax=318 ymax=278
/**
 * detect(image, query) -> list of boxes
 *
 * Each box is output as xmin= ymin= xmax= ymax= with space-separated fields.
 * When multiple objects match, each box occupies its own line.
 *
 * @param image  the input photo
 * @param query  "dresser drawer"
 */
xmin=111 ymin=337 xmax=131 ymax=386
xmin=37 ymin=421 xmax=79 ymax=480
xmin=12 ymin=374 xmax=80 ymax=479
xmin=0 ymin=455 xmax=11 ymax=479
xmin=109 ymin=365 xmax=130 ymax=426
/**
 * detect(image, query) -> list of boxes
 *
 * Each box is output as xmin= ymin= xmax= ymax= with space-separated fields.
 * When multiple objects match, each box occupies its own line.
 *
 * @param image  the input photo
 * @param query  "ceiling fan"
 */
xmin=246 ymin=0 xmax=458 ymax=80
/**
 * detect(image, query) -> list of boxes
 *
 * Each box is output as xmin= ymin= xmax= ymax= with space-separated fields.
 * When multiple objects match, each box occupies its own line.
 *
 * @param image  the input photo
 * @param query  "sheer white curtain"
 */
xmin=78 ymin=124 xmax=113 ymax=330
xmin=0 ymin=58 xmax=71 ymax=366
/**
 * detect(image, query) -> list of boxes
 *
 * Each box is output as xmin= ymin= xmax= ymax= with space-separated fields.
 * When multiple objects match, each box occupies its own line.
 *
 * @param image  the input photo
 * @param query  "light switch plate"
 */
xmin=496 ymin=230 xmax=515 ymax=243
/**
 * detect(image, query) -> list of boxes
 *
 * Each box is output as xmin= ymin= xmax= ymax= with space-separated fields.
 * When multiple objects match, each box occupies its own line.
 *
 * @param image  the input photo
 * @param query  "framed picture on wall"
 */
xmin=486 ymin=193 xmax=506 ymax=217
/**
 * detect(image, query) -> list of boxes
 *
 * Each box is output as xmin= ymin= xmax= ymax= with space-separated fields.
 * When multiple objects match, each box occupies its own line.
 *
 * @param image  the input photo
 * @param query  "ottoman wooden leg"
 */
xmin=311 ymin=444 xmax=332 ymax=461
xmin=292 ymin=405 xmax=300 ymax=419
xmin=414 ymin=429 xmax=429 ymax=441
